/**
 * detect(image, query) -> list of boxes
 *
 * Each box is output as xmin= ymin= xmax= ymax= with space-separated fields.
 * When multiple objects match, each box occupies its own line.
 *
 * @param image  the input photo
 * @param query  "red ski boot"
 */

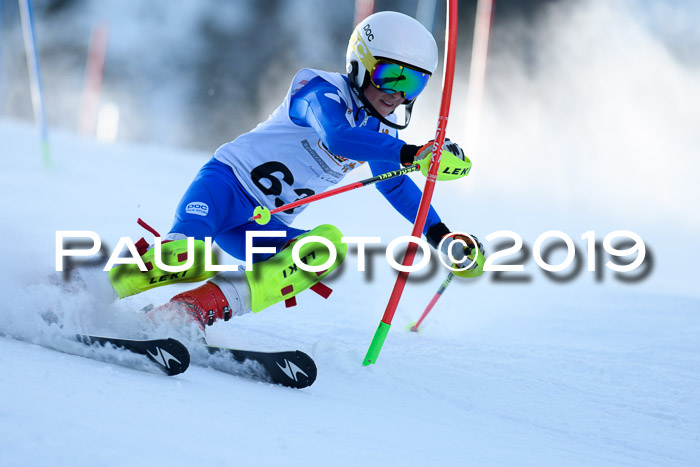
xmin=157 ymin=281 xmax=233 ymax=330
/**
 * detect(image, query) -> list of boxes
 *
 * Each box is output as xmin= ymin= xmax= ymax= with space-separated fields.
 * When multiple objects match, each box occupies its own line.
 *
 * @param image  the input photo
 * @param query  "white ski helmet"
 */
xmin=346 ymin=11 xmax=438 ymax=128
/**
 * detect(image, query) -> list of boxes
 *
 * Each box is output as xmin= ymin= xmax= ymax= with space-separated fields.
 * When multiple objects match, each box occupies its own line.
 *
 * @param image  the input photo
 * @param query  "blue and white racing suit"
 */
xmin=170 ymin=69 xmax=442 ymax=262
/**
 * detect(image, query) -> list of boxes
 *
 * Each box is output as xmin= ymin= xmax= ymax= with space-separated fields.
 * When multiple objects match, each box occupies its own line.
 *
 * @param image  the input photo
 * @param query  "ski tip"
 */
xmin=205 ymin=345 xmax=318 ymax=389
xmin=143 ymin=338 xmax=191 ymax=376
xmin=251 ymin=349 xmax=319 ymax=389
xmin=74 ymin=334 xmax=191 ymax=377
xmin=159 ymin=338 xmax=191 ymax=376
xmin=282 ymin=350 xmax=317 ymax=389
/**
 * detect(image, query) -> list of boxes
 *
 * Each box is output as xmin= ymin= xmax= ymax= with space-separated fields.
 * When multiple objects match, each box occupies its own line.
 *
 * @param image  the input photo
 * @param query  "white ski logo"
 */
xmin=147 ymin=347 xmax=180 ymax=369
xmin=276 ymin=359 xmax=308 ymax=381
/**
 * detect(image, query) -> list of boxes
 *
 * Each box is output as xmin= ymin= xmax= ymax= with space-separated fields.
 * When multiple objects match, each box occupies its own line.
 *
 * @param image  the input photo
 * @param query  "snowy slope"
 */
xmin=3 ymin=0 xmax=700 ymax=464
xmin=1 ymin=116 xmax=699 ymax=467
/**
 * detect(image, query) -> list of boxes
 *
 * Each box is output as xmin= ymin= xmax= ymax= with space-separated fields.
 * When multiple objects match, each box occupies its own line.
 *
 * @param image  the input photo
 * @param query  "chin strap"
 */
xmin=354 ymin=104 xmax=371 ymax=127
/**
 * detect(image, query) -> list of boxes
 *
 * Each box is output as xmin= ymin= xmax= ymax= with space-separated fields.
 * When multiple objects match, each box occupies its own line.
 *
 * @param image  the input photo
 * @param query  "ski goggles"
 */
xmin=368 ymin=60 xmax=431 ymax=101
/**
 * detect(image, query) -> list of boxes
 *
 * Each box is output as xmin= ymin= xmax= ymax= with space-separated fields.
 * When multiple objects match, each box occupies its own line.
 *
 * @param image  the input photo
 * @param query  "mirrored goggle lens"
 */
xmin=369 ymin=61 xmax=430 ymax=101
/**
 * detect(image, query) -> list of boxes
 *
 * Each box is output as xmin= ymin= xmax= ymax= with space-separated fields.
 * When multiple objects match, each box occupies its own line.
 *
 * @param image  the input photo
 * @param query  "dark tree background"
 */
xmin=0 ymin=0 xmax=560 ymax=152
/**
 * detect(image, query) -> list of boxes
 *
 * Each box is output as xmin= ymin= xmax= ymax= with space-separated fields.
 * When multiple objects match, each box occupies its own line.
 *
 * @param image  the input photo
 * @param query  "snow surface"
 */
xmin=1 ymin=112 xmax=699 ymax=466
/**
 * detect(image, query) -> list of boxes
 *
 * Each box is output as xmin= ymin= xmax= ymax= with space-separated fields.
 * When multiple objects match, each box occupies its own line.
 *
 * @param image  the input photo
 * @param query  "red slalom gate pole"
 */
xmin=363 ymin=0 xmax=459 ymax=365
xmin=79 ymin=22 xmax=110 ymax=136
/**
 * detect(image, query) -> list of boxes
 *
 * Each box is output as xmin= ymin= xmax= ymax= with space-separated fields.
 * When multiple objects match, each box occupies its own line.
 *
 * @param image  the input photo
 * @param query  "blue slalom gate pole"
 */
xmin=0 ymin=0 xmax=3 ymax=79
xmin=18 ymin=0 xmax=51 ymax=168
xmin=0 ymin=0 xmax=4 ymax=96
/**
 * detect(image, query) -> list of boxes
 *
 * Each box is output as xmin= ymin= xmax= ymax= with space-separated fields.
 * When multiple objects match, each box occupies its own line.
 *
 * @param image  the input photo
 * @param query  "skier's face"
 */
xmin=364 ymin=86 xmax=405 ymax=117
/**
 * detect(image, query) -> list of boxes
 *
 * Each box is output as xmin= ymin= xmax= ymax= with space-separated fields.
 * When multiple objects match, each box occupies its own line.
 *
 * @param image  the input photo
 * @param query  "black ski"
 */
xmin=202 ymin=344 xmax=317 ymax=389
xmin=76 ymin=334 xmax=190 ymax=376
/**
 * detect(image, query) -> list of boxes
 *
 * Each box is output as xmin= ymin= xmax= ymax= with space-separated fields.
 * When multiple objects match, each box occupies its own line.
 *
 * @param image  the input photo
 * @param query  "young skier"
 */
xmin=109 ymin=11 xmax=484 ymax=330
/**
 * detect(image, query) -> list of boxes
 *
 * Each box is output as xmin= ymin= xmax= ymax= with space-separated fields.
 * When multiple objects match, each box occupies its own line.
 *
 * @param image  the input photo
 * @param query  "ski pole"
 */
xmin=364 ymin=0 xmax=459 ymax=366
xmin=250 ymin=164 xmax=420 ymax=224
xmin=409 ymin=271 xmax=454 ymax=332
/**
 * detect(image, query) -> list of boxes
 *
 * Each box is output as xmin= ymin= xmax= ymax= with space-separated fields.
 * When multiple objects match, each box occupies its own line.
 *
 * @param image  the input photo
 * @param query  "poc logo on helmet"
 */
xmin=363 ymin=24 xmax=374 ymax=41
xmin=185 ymin=202 xmax=209 ymax=217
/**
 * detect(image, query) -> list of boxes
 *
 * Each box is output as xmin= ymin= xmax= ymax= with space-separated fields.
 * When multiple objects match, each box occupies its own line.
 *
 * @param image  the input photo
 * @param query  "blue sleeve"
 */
xmin=370 ymin=160 xmax=442 ymax=237
xmin=289 ymin=77 xmax=405 ymax=163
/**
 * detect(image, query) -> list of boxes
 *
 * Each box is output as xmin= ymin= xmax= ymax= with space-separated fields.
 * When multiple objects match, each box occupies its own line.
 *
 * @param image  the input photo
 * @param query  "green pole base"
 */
xmin=363 ymin=321 xmax=391 ymax=366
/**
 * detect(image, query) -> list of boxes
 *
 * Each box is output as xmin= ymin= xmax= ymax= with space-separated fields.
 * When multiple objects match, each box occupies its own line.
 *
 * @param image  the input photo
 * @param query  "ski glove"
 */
xmin=399 ymin=139 xmax=472 ymax=181
xmin=426 ymin=222 xmax=485 ymax=278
